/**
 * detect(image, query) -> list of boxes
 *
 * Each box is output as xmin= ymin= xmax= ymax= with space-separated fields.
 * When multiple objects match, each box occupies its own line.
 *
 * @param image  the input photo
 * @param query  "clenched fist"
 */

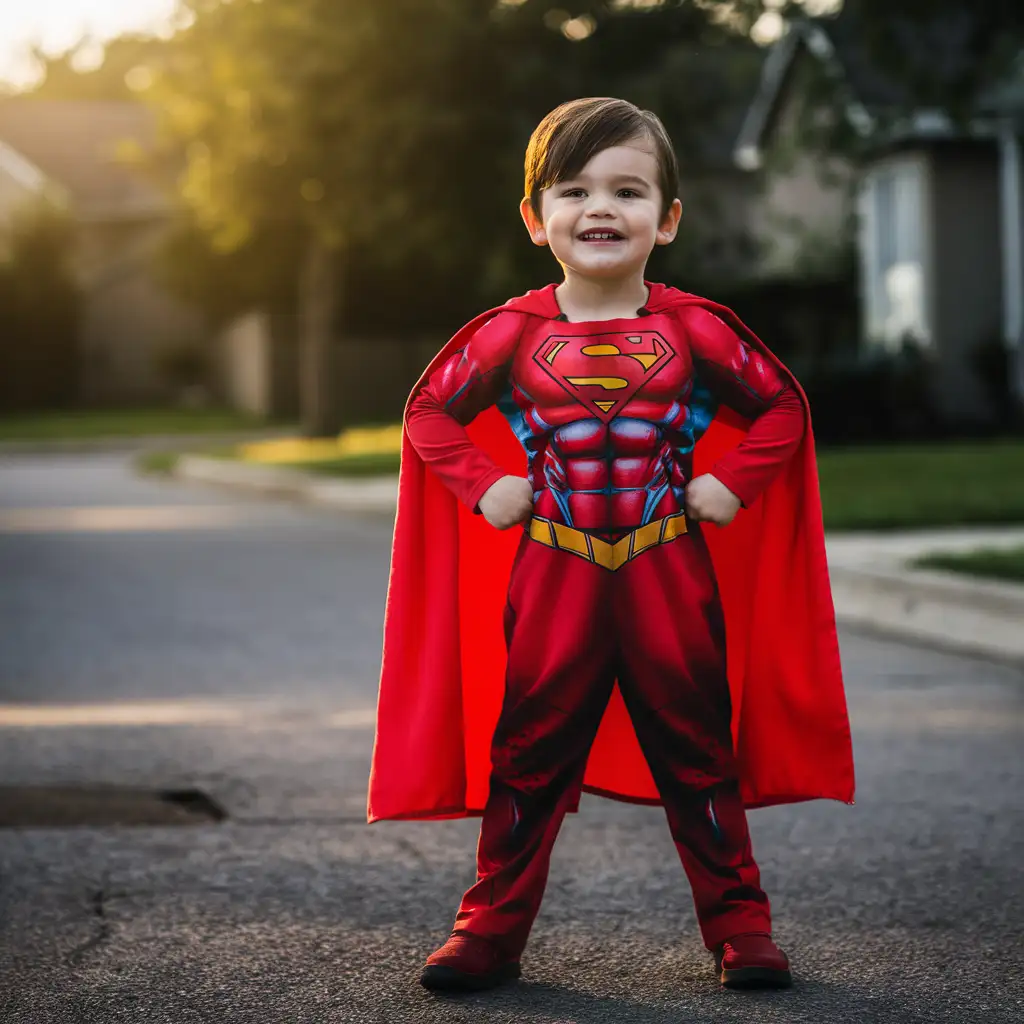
xmin=684 ymin=473 xmax=741 ymax=527
xmin=478 ymin=475 xmax=534 ymax=530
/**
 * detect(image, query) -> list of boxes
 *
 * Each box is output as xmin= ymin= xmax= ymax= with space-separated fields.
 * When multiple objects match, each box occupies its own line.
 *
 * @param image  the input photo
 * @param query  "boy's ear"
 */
xmin=520 ymin=197 xmax=548 ymax=246
xmin=655 ymin=198 xmax=683 ymax=246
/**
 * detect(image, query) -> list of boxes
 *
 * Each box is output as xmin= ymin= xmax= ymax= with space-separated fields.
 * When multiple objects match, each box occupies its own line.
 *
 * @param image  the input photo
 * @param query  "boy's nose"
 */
xmin=584 ymin=198 xmax=615 ymax=217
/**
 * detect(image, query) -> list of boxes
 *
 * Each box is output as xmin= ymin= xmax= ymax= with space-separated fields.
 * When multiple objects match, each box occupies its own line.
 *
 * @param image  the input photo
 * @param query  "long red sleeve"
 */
xmin=405 ymin=311 xmax=525 ymax=512
xmin=679 ymin=306 xmax=805 ymax=508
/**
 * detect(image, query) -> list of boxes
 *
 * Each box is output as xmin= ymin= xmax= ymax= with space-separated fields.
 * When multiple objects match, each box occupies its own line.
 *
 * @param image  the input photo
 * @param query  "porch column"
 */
xmin=998 ymin=121 xmax=1024 ymax=405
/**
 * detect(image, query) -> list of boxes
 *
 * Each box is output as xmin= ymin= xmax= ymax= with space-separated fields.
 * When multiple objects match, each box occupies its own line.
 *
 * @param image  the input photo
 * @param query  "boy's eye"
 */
xmin=561 ymin=188 xmax=586 ymax=198
xmin=618 ymin=189 xmax=640 ymax=199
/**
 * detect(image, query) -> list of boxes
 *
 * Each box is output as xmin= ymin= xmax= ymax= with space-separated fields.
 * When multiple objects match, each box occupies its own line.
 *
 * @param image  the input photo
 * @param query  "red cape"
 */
xmin=368 ymin=283 xmax=854 ymax=822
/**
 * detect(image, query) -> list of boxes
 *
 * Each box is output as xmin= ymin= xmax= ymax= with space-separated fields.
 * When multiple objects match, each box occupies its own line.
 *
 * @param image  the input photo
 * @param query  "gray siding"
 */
xmin=750 ymin=49 xmax=856 ymax=280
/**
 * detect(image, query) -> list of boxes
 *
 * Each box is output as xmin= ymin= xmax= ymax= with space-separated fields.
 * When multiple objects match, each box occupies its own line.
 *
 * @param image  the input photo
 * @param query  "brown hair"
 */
xmin=524 ymin=97 xmax=679 ymax=218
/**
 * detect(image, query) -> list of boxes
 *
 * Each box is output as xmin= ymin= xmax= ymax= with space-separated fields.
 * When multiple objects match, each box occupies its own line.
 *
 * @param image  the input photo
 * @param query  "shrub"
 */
xmin=802 ymin=339 xmax=940 ymax=444
xmin=0 ymin=201 xmax=81 ymax=412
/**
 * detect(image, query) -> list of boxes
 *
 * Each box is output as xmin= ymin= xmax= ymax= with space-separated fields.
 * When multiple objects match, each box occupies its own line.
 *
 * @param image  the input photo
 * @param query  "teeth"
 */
xmin=582 ymin=232 xmax=620 ymax=240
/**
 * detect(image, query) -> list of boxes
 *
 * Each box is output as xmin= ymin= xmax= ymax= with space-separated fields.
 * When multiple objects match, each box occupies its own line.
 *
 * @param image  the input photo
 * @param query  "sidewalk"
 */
xmin=173 ymin=455 xmax=1024 ymax=664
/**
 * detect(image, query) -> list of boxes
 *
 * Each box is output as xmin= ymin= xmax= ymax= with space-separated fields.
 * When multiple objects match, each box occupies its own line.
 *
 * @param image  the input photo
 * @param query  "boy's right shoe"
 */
xmin=420 ymin=931 xmax=521 ymax=992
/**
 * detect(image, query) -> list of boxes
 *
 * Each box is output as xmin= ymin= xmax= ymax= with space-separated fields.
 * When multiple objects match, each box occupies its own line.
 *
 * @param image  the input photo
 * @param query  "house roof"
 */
xmin=813 ymin=6 xmax=984 ymax=114
xmin=0 ymin=100 xmax=171 ymax=220
xmin=735 ymin=9 xmax=1020 ymax=168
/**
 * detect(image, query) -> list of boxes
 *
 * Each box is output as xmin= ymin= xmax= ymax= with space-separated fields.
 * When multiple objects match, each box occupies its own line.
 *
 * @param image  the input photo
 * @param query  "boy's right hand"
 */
xmin=478 ymin=475 xmax=534 ymax=530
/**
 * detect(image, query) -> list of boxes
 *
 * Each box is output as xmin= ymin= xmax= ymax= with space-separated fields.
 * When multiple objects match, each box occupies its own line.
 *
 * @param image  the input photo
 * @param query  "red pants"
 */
xmin=453 ymin=526 xmax=771 ymax=955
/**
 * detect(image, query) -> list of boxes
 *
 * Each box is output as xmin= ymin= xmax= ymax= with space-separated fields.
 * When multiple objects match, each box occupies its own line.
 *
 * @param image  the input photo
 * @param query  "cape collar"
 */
xmin=502 ymin=281 xmax=694 ymax=320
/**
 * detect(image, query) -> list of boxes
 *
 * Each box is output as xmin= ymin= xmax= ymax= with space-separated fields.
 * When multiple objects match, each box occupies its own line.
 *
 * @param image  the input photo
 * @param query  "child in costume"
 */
xmin=368 ymin=97 xmax=854 ymax=993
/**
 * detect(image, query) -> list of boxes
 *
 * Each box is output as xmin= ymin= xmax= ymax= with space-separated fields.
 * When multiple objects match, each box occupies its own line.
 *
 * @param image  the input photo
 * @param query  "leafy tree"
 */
xmin=154 ymin=0 xmax=511 ymax=434
xmin=153 ymin=0 xmax=792 ymax=433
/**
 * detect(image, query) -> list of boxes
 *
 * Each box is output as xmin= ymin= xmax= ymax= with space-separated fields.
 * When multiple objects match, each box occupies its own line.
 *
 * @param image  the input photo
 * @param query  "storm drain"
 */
xmin=0 ymin=786 xmax=227 ymax=828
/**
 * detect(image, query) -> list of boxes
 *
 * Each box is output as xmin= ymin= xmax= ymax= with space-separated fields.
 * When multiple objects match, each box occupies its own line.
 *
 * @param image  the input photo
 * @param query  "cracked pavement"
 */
xmin=0 ymin=452 xmax=1022 ymax=1023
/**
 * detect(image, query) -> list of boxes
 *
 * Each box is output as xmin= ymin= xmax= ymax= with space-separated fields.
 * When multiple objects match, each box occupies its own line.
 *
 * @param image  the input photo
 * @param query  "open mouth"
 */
xmin=577 ymin=229 xmax=624 ymax=242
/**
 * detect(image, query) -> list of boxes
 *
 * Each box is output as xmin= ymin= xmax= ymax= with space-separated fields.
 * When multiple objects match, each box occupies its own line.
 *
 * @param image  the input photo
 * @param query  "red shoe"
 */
xmin=714 ymin=933 xmax=792 ymax=989
xmin=420 ymin=931 xmax=521 ymax=992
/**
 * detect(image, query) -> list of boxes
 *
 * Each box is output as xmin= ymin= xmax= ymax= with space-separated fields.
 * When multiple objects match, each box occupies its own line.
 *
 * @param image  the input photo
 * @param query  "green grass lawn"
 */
xmin=913 ymin=546 xmax=1024 ymax=583
xmin=137 ymin=447 xmax=399 ymax=479
xmin=816 ymin=441 xmax=1024 ymax=531
xmin=167 ymin=432 xmax=1024 ymax=533
xmin=289 ymin=439 xmax=1024 ymax=533
xmin=0 ymin=408 xmax=283 ymax=442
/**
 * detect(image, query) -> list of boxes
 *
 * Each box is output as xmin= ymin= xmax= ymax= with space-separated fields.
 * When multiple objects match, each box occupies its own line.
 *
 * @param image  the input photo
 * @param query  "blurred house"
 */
xmin=736 ymin=13 xmax=1024 ymax=422
xmin=0 ymin=99 xmax=207 ymax=406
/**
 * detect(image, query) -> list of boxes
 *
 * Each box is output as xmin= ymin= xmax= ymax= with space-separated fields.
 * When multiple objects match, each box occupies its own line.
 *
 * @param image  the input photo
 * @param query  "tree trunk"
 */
xmin=298 ymin=233 xmax=340 ymax=437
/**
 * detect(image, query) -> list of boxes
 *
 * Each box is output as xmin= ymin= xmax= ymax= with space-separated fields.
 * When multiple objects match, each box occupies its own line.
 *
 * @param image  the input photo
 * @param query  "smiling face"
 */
xmin=520 ymin=138 xmax=682 ymax=282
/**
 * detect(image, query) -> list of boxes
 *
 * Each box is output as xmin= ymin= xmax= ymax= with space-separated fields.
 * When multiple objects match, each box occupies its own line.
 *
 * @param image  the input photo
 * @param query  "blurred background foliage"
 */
xmin=5 ymin=0 xmax=1024 ymax=437
xmin=145 ymin=0 xmax=796 ymax=432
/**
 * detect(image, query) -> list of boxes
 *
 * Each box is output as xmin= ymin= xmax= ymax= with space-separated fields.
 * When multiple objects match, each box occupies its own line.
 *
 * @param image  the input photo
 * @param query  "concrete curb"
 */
xmin=175 ymin=455 xmax=399 ymax=513
xmin=825 ymin=529 xmax=1024 ymax=664
xmin=827 ymin=564 xmax=1024 ymax=663
xmin=172 ymin=456 xmax=1024 ymax=663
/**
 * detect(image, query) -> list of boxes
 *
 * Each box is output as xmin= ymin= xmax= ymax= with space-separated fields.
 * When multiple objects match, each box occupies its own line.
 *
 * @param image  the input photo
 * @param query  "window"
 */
xmin=859 ymin=159 xmax=929 ymax=348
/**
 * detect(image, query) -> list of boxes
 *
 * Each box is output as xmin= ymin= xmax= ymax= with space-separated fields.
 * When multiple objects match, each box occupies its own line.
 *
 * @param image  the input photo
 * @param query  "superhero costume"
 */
xmin=368 ymin=282 xmax=854 ymax=954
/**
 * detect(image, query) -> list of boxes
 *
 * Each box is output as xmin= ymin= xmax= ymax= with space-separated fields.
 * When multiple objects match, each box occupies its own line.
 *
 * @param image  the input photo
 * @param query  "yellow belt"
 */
xmin=527 ymin=511 xmax=688 ymax=572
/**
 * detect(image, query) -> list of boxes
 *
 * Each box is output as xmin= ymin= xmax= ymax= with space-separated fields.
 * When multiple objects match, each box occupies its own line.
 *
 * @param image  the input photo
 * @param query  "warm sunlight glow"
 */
xmin=0 ymin=1 xmax=178 ymax=88
xmin=240 ymin=424 xmax=403 ymax=464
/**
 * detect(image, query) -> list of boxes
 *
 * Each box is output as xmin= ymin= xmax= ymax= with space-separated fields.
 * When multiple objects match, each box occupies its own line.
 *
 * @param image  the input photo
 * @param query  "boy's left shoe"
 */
xmin=714 ymin=933 xmax=792 ymax=989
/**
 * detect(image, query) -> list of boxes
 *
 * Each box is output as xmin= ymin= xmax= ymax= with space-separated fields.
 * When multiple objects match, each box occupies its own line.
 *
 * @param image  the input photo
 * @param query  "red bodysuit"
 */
xmin=405 ymin=287 xmax=805 ymax=956
xmin=408 ymin=303 xmax=802 ymax=533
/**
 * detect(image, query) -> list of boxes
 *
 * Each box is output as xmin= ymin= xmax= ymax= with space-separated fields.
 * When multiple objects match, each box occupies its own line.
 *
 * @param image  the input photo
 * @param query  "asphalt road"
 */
xmin=0 ymin=452 xmax=1021 ymax=1024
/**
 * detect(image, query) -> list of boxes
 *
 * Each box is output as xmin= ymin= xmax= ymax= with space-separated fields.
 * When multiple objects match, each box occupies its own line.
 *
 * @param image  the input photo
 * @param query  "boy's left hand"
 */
xmin=684 ymin=474 xmax=742 ymax=527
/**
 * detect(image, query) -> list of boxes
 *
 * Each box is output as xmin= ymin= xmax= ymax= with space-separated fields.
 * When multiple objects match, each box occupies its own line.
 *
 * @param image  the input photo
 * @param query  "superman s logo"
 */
xmin=533 ymin=331 xmax=673 ymax=422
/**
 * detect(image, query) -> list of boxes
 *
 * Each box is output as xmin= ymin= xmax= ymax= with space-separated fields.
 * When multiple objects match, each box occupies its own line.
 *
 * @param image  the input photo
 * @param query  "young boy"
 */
xmin=368 ymin=97 xmax=854 ymax=993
